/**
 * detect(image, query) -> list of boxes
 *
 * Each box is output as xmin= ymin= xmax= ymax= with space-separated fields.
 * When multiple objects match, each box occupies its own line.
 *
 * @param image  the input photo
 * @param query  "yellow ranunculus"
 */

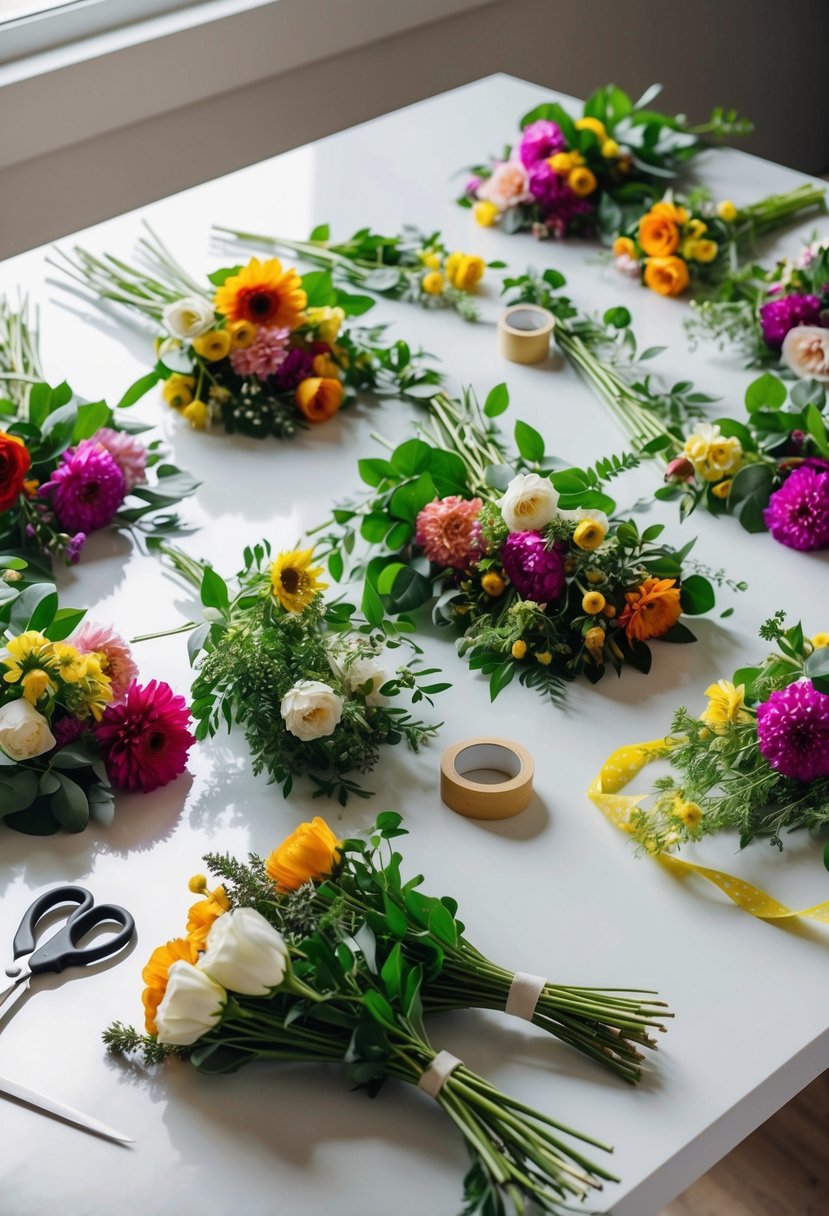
xmin=182 ymin=399 xmax=210 ymax=430
xmin=690 ymin=239 xmax=718 ymax=264
xmin=306 ymin=305 xmax=345 ymax=345
xmin=717 ymin=200 xmax=738 ymax=222
xmin=420 ymin=251 xmax=441 ymax=270
xmin=162 ymin=374 xmax=196 ymax=410
xmin=639 ymin=213 xmax=681 ymax=258
xmin=421 ymin=271 xmax=444 ymax=295
xmin=575 ymin=116 xmax=607 ymax=141
xmin=567 ymin=167 xmax=597 ymax=197
xmin=229 ymin=319 xmax=257 ymax=350
xmin=473 ymin=200 xmax=500 ymax=227
xmin=682 ymin=423 xmax=743 ymax=482
xmin=643 ymin=256 xmax=690 ymax=297
xmin=548 ymin=152 xmax=573 ymax=175
xmin=265 ymin=817 xmax=341 ymax=891
xmin=444 ymin=253 xmax=485 ymax=292
xmin=192 ymin=330 xmax=231 ymax=362
xmin=812 ymin=632 xmax=829 ymax=649
xmin=573 ymin=518 xmax=607 ymax=551
xmin=700 ymin=679 xmax=752 ymax=734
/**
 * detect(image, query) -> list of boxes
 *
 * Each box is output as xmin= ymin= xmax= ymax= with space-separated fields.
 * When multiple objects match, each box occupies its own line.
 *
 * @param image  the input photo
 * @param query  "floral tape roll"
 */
xmin=505 ymin=971 xmax=546 ymax=1020
xmin=440 ymin=738 xmax=534 ymax=820
xmin=497 ymin=304 xmax=555 ymax=364
xmin=418 ymin=1050 xmax=463 ymax=1098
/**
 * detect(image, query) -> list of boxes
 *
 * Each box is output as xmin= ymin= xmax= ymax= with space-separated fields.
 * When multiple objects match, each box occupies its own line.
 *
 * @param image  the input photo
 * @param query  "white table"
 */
xmin=0 ymin=75 xmax=827 ymax=1216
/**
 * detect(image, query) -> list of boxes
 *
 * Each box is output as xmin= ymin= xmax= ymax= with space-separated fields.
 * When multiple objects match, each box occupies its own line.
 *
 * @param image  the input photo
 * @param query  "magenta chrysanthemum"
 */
xmin=415 ymin=496 xmax=483 ymax=569
xmin=764 ymin=464 xmax=829 ymax=551
xmin=230 ymin=325 xmax=291 ymax=378
xmin=756 ymin=679 xmax=829 ymax=782
xmin=518 ymin=120 xmax=567 ymax=167
xmin=501 ymin=532 xmax=566 ymax=603
xmin=41 ymin=440 xmax=126 ymax=533
xmin=95 ymin=679 xmax=193 ymax=793
xmin=93 ymin=428 xmax=147 ymax=492
xmin=71 ymin=621 xmax=138 ymax=700
xmin=758 ymin=292 xmax=824 ymax=348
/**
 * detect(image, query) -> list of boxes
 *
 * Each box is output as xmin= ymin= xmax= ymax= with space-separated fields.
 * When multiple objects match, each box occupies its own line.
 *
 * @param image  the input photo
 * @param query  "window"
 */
xmin=0 ymin=0 xmax=207 ymax=63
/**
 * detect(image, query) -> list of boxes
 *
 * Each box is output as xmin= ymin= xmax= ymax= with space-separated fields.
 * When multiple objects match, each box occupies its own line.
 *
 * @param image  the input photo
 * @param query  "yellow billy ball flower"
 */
xmin=511 ymin=640 xmax=527 ymax=660
xmin=162 ymin=374 xmax=195 ymax=409
xmin=568 ymin=167 xmax=598 ymax=197
xmin=192 ymin=329 xmax=231 ymax=362
xmin=548 ymin=152 xmax=573 ymax=175
xmin=188 ymin=874 xmax=208 ymax=894
xmin=812 ymin=632 xmax=829 ymax=649
xmin=421 ymin=271 xmax=445 ymax=295
xmin=582 ymin=591 xmax=606 ymax=615
xmin=182 ymin=399 xmax=210 ymax=430
xmin=575 ymin=116 xmax=607 ymax=141
xmin=717 ymin=199 xmax=738 ymax=222
xmin=535 ymin=651 xmax=552 ymax=665
xmin=573 ymin=518 xmax=607 ymax=550
xmin=601 ymin=138 xmax=620 ymax=158
xmin=473 ymin=200 xmax=500 ymax=227
xmin=481 ymin=571 xmax=505 ymax=596
xmin=229 ymin=319 xmax=257 ymax=350
xmin=711 ymin=479 xmax=732 ymax=499
xmin=585 ymin=568 xmax=605 ymax=584
xmin=690 ymin=239 xmax=718 ymax=264
xmin=584 ymin=626 xmax=606 ymax=663
xmin=700 ymin=679 xmax=752 ymax=733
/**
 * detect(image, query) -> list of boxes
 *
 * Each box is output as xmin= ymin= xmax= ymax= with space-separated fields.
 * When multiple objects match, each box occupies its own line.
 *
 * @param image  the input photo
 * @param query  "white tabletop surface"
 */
xmin=0 ymin=74 xmax=827 ymax=1216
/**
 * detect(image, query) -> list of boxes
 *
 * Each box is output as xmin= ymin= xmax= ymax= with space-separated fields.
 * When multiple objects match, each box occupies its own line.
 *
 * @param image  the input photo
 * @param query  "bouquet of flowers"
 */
xmin=657 ymin=371 xmax=829 ymax=550
xmin=612 ymin=185 xmax=826 ymax=297
xmin=213 ymin=222 xmax=502 ymax=321
xmin=140 ymin=539 xmax=444 ymax=803
xmin=687 ymin=233 xmax=829 ymax=376
xmin=0 ymin=566 xmax=193 ymax=835
xmin=457 ymin=82 xmax=751 ymax=239
xmin=620 ymin=614 xmax=829 ymax=857
xmin=104 ymin=812 xmax=672 ymax=1212
xmin=0 ymin=297 xmax=197 ymax=566
xmin=51 ymin=226 xmax=441 ymax=440
xmin=312 ymin=386 xmax=718 ymax=702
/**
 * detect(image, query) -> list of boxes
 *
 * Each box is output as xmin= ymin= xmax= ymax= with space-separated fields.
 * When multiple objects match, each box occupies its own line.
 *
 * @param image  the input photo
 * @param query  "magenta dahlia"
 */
xmin=415 ymin=496 xmax=483 ymax=569
xmin=764 ymin=464 xmax=829 ymax=550
xmin=41 ymin=441 xmax=126 ymax=533
xmin=501 ymin=532 xmax=566 ymax=603
xmin=756 ymin=679 xmax=829 ymax=782
xmin=95 ymin=679 xmax=194 ymax=793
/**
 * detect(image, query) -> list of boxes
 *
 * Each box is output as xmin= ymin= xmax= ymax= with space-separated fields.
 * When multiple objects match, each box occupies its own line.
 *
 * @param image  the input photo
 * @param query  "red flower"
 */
xmin=0 ymin=431 xmax=31 ymax=511
xmin=95 ymin=679 xmax=194 ymax=793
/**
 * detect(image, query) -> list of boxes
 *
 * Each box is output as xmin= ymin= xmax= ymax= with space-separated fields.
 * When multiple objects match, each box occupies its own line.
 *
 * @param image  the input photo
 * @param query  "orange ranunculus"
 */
xmin=295 ymin=377 xmax=344 ymax=424
xmin=0 ymin=431 xmax=32 ymax=512
xmin=637 ymin=212 xmax=681 ymax=258
xmin=141 ymin=937 xmax=198 ymax=1035
xmin=618 ymin=577 xmax=682 ymax=643
xmin=185 ymin=885 xmax=230 ymax=950
xmin=643 ymin=256 xmax=690 ymax=298
xmin=649 ymin=201 xmax=689 ymax=225
xmin=612 ymin=236 xmax=636 ymax=257
xmin=265 ymin=817 xmax=341 ymax=891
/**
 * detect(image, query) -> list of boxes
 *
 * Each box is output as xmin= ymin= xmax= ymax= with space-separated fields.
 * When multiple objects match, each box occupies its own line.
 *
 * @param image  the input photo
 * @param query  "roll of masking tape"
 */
xmin=497 ymin=304 xmax=555 ymax=364
xmin=440 ymin=738 xmax=534 ymax=820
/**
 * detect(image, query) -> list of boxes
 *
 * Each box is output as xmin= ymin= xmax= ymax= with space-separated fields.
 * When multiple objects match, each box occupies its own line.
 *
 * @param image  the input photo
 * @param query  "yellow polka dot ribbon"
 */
xmin=588 ymin=739 xmax=829 ymax=928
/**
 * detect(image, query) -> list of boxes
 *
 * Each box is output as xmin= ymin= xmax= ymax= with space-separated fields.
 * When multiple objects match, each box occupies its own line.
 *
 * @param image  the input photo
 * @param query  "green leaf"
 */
xmin=514 ymin=419 xmax=545 ymax=463
xmin=10 ymin=583 xmax=58 ymax=633
xmin=50 ymin=772 xmax=90 ymax=832
xmin=207 ymin=265 xmax=241 ymax=287
xmin=380 ymin=941 xmax=403 ymax=998
xmin=790 ymin=378 xmax=826 ymax=409
xmin=72 ymin=400 xmax=111 ymax=441
xmin=556 ymin=489 xmax=615 ymax=514
xmin=728 ymin=463 xmax=774 ymax=532
xmin=804 ymin=402 xmax=829 ymax=455
xmin=604 ymin=306 xmax=631 ymax=329
xmin=483 ymin=383 xmax=509 ymax=418
xmin=362 ymin=580 xmax=385 ymax=628
xmin=358 ymin=457 xmax=397 ymax=487
xmin=116 ymin=370 xmax=161 ymax=409
xmin=680 ymin=574 xmax=715 ymax=615
xmin=44 ymin=607 xmax=87 ymax=642
xmin=388 ymin=472 xmax=436 ymax=523
xmin=390 ymin=438 xmax=432 ymax=478
xmin=489 ymin=661 xmax=515 ymax=701
xmin=300 ymin=268 xmax=336 ymax=307
xmin=388 ymin=566 xmax=432 ymax=614
xmin=0 ymin=770 xmax=39 ymax=817
xmin=200 ymin=567 xmax=230 ymax=615
xmin=745 ymin=373 xmax=787 ymax=413
xmin=360 ymin=513 xmax=392 ymax=543
xmin=309 ymin=223 xmax=330 ymax=242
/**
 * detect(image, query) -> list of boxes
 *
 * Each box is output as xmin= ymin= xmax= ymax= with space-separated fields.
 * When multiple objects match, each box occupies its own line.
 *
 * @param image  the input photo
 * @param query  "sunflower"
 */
xmin=618 ymin=577 xmax=682 ymax=642
xmin=270 ymin=547 xmax=327 ymax=613
xmin=214 ymin=257 xmax=307 ymax=330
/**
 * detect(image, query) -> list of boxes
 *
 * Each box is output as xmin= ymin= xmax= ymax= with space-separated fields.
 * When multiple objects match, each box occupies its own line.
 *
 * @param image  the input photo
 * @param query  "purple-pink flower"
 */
xmin=415 ymin=496 xmax=483 ymax=569
xmin=764 ymin=463 xmax=829 ymax=551
xmin=526 ymin=161 xmax=595 ymax=236
xmin=230 ymin=325 xmax=291 ymax=379
xmin=94 ymin=428 xmax=147 ymax=492
xmin=40 ymin=440 xmax=126 ymax=534
xmin=501 ymin=531 xmax=566 ymax=603
xmin=271 ymin=347 xmax=314 ymax=392
xmin=95 ymin=679 xmax=194 ymax=793
xmin=758 ymin=292 xmax=824 ymax=348
xmin=71 ymin=621 xmax=138 ymax=700
xmin=518 ymin=120 xmax=567 ymax=167
xmin=756 ymin=678 xmax=829 ymax=782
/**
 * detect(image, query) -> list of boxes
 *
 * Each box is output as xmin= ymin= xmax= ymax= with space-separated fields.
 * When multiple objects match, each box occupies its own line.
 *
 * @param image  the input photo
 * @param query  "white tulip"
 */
xmin=343 ymin=656 xmax=389 ymax=707
xmin=0 ymin=699 xmax=56 ymax=761
xmin=498 ymin=473 xmax=559 ymax=532
xmin=162 ymin=296 xmax=215 ymax=341
xmin=781 ymin=326 xmax=829 ymax=382
xmin=199 ymin=907 xmax=289 ymax=996
xmin=155 ymin=961 xmax=226 ymax=1046
xmin=281 ymin=680 xmax=343 ymax=741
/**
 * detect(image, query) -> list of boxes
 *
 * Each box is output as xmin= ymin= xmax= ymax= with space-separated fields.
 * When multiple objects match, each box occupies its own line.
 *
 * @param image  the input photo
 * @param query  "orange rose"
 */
xmin=643 ymin=256 xmax=690 ymax=297
xmin=618 ymin=577 xmax=682 ymax=642
xmin=649 ymin=201 xmax=689 ymax=225
xmin=295 ymin=377 xmax=344 ymax=423
xmin=0 ymin=431 xmax=32 ymax=511
xmin=266 ymin=817 xmax=340 ymax=891
xmin=637 ymin=212 xmax=681 ymax=258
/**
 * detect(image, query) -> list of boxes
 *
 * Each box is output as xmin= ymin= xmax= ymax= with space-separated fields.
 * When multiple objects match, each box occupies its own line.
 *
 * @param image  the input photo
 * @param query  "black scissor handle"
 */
xmin=12 ymin=885 xmax=94 ymax=960
xmin=27 ymin=902 xmax=136 ymax=975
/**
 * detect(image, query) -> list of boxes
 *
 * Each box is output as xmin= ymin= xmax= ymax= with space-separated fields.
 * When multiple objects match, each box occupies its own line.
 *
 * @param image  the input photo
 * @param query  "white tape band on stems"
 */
xmin=417 ymin=1050 xmax=463 ymax=1098
xmin=505 ymin=971 xmax=546 ymax=1021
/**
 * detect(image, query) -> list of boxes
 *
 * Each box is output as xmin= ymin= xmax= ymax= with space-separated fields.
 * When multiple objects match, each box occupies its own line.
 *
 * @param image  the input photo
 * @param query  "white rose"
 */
xmin=281 ymin=680 xmax=344 ymax=741
xmin=781 ymin=326 xmax=829 ymax=382
xmin=162 ymin=296 xmax=215 ymax=341
xmin=0 ymin=699 xmax=56 ymax=761
xmin=343 ymin=657 xmax=389 ymax=707
xmin=199 ymin=907 xmax=289 ymax=996
xmin=498 ymin=473 xmax=559 ymax=532
xmin=155 ymin=961 xmax=226 ymax=1046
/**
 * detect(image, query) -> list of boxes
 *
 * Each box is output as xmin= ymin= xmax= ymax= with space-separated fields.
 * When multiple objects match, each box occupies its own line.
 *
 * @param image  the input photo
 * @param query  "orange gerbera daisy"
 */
xmin=214 ymin=257 xmax=307 ymax=330
xmin=141 ymin=937 xmax=198 ymax=1035
xmin=618 ymin=577 xmax=682 ymax=642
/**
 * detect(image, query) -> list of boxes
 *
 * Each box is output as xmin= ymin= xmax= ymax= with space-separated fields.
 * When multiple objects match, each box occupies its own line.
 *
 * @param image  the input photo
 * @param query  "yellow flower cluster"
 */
xmin=2 ymin=630 xmax=113 ymax=719
xmin=420 ymin=250 xmax=485 ymax=297
xmin=700 ymin=679 xmax=753 ymax=734
xmin=682 ymin=422 xmax=744 ymax=483
xmin=623 ymin=200 xmax=721 ymax=297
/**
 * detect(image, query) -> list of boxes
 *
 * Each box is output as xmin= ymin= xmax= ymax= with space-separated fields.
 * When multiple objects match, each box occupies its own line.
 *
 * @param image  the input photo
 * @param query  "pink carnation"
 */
xmin=71 ymin=622 xmax=138 ymax=700
xmin=415 ymin=496 xmax=483 ymax=569
xmin=478 ymin=160 xmax=531 ymax=209
xmin=95 ymin=679 xmax=194 ymax=793
xmin=93 ymin=428 xmax=148 ymax=492
xmin=230 ymin=326 xmax=291 ymax=379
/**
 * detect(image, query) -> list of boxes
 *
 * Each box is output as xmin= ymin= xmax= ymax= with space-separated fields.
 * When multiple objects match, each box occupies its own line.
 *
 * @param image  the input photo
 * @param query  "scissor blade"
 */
xmin=0 ymin=1075 xmax=133 ymax=1145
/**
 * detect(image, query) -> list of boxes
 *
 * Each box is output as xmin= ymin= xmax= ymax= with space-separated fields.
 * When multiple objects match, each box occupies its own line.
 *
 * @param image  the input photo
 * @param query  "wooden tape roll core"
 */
xmin=497 ymin=304 xmax=555 ymax=364
xmin=440 ymin=738 xmax=534 ymax=820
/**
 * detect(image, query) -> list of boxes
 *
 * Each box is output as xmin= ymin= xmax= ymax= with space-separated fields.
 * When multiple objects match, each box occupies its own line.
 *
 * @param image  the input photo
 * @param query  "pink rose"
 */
xmin=478 ymin=160 xmax=530 ymax=209
xmin=781 ymin=326 xmax=829 ymax=382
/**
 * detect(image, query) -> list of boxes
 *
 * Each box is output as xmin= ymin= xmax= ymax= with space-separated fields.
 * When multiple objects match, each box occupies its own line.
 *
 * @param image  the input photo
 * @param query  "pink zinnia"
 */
xmin=415 ymin=496 xmax=483 ymax=569
xmin=40 ymin=440 xmax=126 ymax=533
xmin=94 ymin=428 xmax=148 ymax=492
xmin=230 ymin=325 xmax=291 ymax=379
xmin=71 ymin=622 xmax=138 ymax=700
xmin=95 ymin=679 xmax=194 ymax=793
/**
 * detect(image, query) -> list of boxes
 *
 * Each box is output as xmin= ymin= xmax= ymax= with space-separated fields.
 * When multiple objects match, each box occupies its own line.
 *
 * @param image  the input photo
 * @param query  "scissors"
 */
xmin=0 ymin=883 xmax=136 ymax=1144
